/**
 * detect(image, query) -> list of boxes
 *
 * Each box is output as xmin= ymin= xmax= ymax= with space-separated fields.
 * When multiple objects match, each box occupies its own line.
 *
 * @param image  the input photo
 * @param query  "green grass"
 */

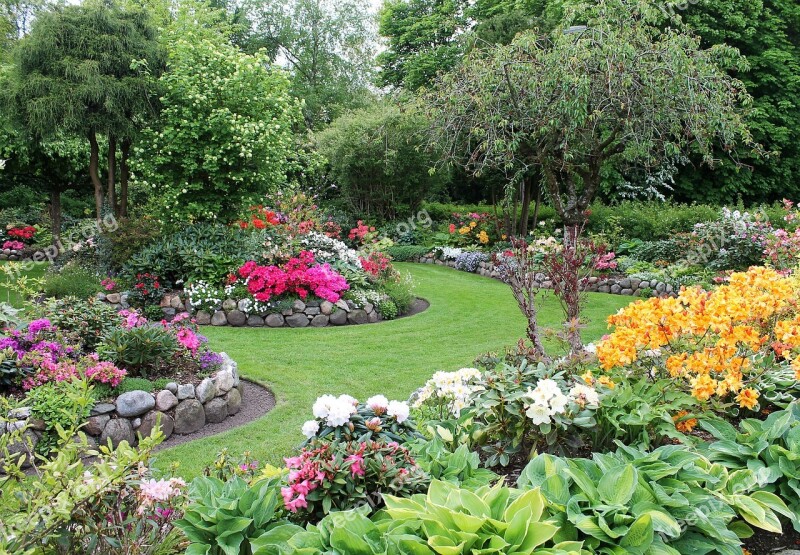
xmin=0 ymin=261 xmax=48 ymax=308
xmin=154 ymin=263 xmax=631 ymax=478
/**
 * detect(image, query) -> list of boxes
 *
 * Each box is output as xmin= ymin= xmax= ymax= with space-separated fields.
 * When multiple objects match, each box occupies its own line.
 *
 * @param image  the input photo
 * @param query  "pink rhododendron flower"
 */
xmin=346 ymin=454 xmax=365 ymax=477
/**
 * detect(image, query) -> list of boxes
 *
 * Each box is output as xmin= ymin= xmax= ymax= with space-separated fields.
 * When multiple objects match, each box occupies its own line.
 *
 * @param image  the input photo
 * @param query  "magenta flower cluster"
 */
xmin=237 ymin=251 xmax=349 ymax=303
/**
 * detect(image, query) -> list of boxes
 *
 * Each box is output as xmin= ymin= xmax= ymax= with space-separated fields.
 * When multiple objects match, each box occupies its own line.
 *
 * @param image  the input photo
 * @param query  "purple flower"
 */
xmin=27 ymin=319 xmax=52 ymax=336
xmin=199 ymin=350 xmax=224 ymax=371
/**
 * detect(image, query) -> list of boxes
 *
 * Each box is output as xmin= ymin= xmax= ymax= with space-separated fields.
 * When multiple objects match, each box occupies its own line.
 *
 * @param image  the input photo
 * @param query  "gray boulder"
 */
xmin=100 ymin=419 xmax=135 ymax=448
xmin=347 ymin=309 xmax=369 ymax=325
xmin=222 ymin=299 xmax=237 ymax=311
xmin=84 ymin=414 xmax=109 ymax=436
xmin=196 ymin=311 xmax=212 ymax=325
xmin=247 ymin=315 xmax=264 ymax=327
xmin=329 ymin=310 xmax=347 ymax=325
xmin=215 ymin=370 xmax=235 ymax=393
xmin=292 ymin=299 xmax=306 ymax=312
xmin=177 ymin=383 xmax=195 ymax=400
xmin=310 ymin=314 xmax=329 ymax=327
xmin=137 ymin=411 xmax=174 ymax=440
xmin=265 ymin=313 xmax=285 ymax=327
xmin=116 ymin=391 xmax=155 ymax=418
xmin=155 ymin=390 xmax=179 ymax=411
xmin=225 ymin=388 xmax=242 ymax=415
xmin=174 ymin=400 xmax=205 ymax=434
xmin=204 ymin=398 xmax=228 ymax=423
xmin=320 ymin=301 xmax=334 ymax=315
xmin=196 ymin=378 xmax=217 ymax=403
xmin=90 ymin=402 xmax=116 ymax=416
xmin=227 ymin=310 xmax=247 ymax=327
xmin=211 ymin=311 xmax=228 ymax=326
xmin=166 ymin=382 xmax=178 ymax=394
xmin=285 ymin=313 xmax=309 ymax=328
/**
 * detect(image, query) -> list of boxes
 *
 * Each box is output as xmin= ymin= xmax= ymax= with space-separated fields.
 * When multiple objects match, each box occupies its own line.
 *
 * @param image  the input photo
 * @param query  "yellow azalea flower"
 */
xmin=501 ymin=234 xmax=507 ymax=240
xmin=793 ymin=358 xmax=800 ymax=381
xmin=458 ymin=226 xmax=471 ymax=235
xmin=478 ymin=230 xmax=489 ymax=244
xmin=691 ymin=374 xmax=716 ymax=402
xmin=581 ymin=370 xmax=595 ymax=385
xmin=736 ymin=388 xmax=759 ymax=411
xmin=597 ymin=375 xmax=615 ymax=389
xmin=469 ymin=221 xmax=477 ymax=229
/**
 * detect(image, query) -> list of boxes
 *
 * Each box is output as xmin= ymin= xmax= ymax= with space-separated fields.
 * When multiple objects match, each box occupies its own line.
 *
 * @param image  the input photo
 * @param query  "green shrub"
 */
xmin=114 ymin=377 xmax=156 ymax=394
xmin=33 ymin=297 xmax=118 ymax=352
xmin=26 ymin=379 xmax=93 ymax=455
xmin=40 ymin=265 xmax=101 ymax=299
xmin=97 ymin=216 xmax=161 ymax=272
xmin=376 ymin=298 xmax=398 ymax=320
xmin=381 ymin=273 xmax=415 ymax=315
xmin=385 ymin=245 xmax=430 ymax=261
xmin=97 ymin=326 xmax=178 ymax=379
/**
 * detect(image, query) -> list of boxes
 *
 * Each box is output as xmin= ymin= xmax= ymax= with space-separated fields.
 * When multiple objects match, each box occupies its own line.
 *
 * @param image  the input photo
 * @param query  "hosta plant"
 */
xmin=407 ymin=437 xmax=498 ymax=489
xmin=383 ymin=479 xmax=585 ymax=554
xmin=698 ymin=402 xmax=800 ymax=532
xmin=519 ymin=443 xmax=793 ymax=554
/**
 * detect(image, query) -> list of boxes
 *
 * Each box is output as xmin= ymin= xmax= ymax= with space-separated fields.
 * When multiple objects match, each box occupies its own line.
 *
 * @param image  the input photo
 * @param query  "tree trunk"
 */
xmin=88 ymin=131 xmax=104 ymax=224
xmin=532 ymin=181 xmax=542 ymax=229
xmin=519 ymin=175 xmax=532 ymax=237
xmin=49 ymin=187 xmax=62 ymax=245
xmin=107 ymin=134 xmax=117 ymax=217
xmin=120 ymin=138 xmax=131 ymax=218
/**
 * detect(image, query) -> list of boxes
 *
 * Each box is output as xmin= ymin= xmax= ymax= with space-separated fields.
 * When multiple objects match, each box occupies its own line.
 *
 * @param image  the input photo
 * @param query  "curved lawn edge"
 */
xmin=153 ymin=263 xmax=632 ymax=478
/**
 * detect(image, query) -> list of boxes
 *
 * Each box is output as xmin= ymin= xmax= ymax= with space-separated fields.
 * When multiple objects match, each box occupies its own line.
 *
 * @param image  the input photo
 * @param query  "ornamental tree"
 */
xmin=133 ymin=30 xmax=302 ymax=224
xmin=425 ymin=0 xmax=756 ymax=350
xmin=3 ymin=0 xmax=163 ymax=222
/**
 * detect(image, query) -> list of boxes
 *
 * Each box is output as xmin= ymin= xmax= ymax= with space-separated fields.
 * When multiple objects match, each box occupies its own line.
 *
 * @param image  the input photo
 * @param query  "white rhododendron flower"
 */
xmin=526 ymin=404 xmax=551 ymax=425
xmin=412 ymin=368 xmax=483 ymax=416
xmin=569 ymin=383 xmax=600 ymax=407
xmin=312 ymin=394 xmax=337 ymax=419
xmin=338 ymin=394 xmax=358 ymax=407
xmin=525 ymin=379 xmax=572 ymax=424
xmin=366 ymin=394 xmax=389 ymax=412
xmin=302 ymin=420 xmax=320 ymax=438
xmin=326 ymin=401 xmax=356 ymax=427
xmin=312 ymin=394 xmax=358 ymax=427
xmin=387 ymin=400 xmax=410 ymax=423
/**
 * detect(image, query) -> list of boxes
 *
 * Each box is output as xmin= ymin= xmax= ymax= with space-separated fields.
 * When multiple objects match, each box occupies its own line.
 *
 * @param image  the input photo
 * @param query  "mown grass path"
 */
xmin=153 ymin=263 xmax=632 ymax=478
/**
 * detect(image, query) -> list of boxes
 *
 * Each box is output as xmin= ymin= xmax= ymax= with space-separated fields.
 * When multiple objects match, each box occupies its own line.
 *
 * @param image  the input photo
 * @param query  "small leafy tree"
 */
xmin=134 ymin=29 xmax=302 ymax=224
xmin=316 ymin=102 xmax=448 ymax=220
xmin=425 ymin=0 xmax=756 ymax=351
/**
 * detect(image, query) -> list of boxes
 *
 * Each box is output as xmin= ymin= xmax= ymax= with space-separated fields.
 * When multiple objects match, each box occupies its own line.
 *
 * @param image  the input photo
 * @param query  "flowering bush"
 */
xmin=237 ymin=251 xmax=349 ymax=303
xmin=411 ymin=368 xmax=484 ymax=418
xmin=302 ymin=393 xmax=419 ymax=444
xmin=348 ymin=220 xmax=377 ymax=245
xmin=282 ymin=440 xmax=429 ymax=520
xmin=359 ymin=251 xmax=392 ymax=278
xmin=6 ymin=225 xmax=36 ymax=242
xmin=128 ymin=272 xmax=163 ymax=308
xmin=597 ymin=266 xmax=800 ymax=411
xmin=454 ymin=251 xmax=487 ymax=272
xmin=444 ymin=212 xmax=499 ymax=247
xmin=594 ymin=251 xmax=617 ymax=271
xmin=2 ymin=240 xmax=24 ymax=251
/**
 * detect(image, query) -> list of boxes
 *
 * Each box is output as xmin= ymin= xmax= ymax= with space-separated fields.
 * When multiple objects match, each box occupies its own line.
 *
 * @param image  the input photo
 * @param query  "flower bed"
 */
xmin=1 ymin=352 xmax=244 ymax=467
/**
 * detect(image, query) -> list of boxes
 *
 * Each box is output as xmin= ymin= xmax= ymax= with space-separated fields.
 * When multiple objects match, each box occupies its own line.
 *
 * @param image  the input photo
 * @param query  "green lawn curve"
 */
xmin=155 ymin=263 xmax=632 ymax=478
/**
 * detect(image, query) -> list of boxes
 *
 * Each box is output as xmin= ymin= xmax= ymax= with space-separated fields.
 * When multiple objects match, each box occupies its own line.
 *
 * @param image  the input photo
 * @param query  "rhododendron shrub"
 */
xmin=301 ymin=394 xmax=418 ymax=444
xmin=237 ymin=251 xmax=349 ymax=303
xmin=282 ymin=440 xmax=428 ymax=520
xmin=597 ymin=267 xmax=800 ymax=411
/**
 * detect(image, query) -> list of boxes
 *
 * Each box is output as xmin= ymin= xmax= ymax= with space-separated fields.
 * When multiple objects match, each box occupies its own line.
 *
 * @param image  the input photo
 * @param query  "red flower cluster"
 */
xmin=359 ymin=252 xmax=392 ymax=277
xmin=238 ymin=205 xmax=282 ymax=230
xmin=7 ymin=225 xmax=36 ymax=242
xmin=238 ymin=251 xmax=349 ymax=303
xmin=348 ymin=220 xmax=375 ymax=244
xmin=134 ymin=273 xmax=161 ymax=297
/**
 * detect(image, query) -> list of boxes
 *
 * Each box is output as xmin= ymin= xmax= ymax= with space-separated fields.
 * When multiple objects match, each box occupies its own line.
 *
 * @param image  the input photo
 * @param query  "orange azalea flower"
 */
xmin=736 ymin=388 xmax=759 ymax=410
xmin=597 ymin=375 xmax=615 ymax=389
xmin=691 ymin=374 xmax=716 ymax=402
xmin=673 ymin=410 xmax=697 ymax=433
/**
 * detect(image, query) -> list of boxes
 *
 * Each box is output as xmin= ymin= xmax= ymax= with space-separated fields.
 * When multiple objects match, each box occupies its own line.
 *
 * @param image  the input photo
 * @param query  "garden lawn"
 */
xmin=155 ymin=263 xmax=631 ymax=478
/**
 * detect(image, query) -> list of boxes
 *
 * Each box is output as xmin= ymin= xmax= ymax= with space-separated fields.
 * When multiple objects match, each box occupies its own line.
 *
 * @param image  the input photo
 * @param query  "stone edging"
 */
xmin=97 ymin=292 xmax=384 ymax=327
xmin=416 ymin=254 xmax=678 ymax=298
xmin=1 ymin=353 xmax=244 ymax=467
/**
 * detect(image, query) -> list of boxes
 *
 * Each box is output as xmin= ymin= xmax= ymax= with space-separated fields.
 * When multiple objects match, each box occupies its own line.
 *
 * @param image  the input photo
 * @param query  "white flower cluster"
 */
xmin=302 ymin=393 xmax=410 ymax=438
xmin=435 ymin=246 xmax=463 ymax=261
xmin=228 ymin=294 xmax=278 ymax=316
xmin=412 ymin=368 xmax=483 ymax=417
xmin=525 ymin=379 xmax=600 ymax=425
xmin=185 ymin=281 xmax=223 ymax=313
xmin=348 ymin=289 xmax=388 ymax=308
xmin=301 ymin=232 xmax=362 ymax=268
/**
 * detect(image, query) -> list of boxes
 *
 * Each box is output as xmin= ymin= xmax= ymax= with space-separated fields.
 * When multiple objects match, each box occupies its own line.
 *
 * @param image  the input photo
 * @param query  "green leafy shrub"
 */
xmin=0 ymin=302 xmax=22 ymax=328
xmin=385 ymin=245 xmax=430 ymax=261
xmin=97 ymin=216 xmax=161 ymax=272
xmin=0 ymin=347 xmax=27 ymax=392
xmin=407 ymin=437 xmax=497 ymax=488
xmin=380 ymin=273 xmax=415 ymax=315
xmin=376 ymin=298 xmax=398 ymax=320
xmin=26 ymin=379 xmax=93 ymax=455
xmin=114 ymin=377 xmax=156 ymax=394
xmin=34 ymin=296 xmax=118 ymax=352
xmin=97 ymin=325 xmax=178 ymax=379
xmin=630 ymin=239 xmax=686 ymax=263
xmin=40 ymin=265 xmax=101 ymax=299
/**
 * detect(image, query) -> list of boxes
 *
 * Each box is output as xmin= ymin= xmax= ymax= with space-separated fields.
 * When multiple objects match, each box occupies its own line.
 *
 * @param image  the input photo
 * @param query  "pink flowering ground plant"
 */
xmin=282 ymin=440 xmax=428 ymax=520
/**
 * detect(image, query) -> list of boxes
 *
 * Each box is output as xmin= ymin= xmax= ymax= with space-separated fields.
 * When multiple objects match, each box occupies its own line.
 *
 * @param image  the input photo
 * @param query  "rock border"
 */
xmin=415 ymin=254 xmax=678 ymax=298
xmin=97 ymin=292 xmax=387 ymax=327
xmin=1 ymin=353 xmax=245 ymax=466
